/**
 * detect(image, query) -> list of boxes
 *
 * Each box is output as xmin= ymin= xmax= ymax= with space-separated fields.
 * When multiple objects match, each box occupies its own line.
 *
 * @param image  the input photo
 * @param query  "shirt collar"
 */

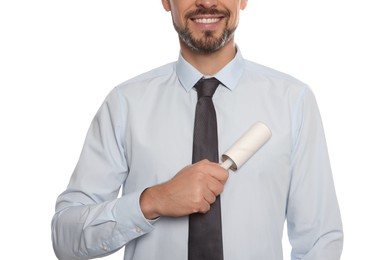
xmin=176 ymin=47 xmax=245 ymax=92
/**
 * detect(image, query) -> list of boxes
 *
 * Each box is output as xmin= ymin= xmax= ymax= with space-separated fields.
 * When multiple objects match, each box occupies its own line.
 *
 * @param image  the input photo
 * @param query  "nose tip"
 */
xmin=195 ymin=0 xmax=218 ymax=9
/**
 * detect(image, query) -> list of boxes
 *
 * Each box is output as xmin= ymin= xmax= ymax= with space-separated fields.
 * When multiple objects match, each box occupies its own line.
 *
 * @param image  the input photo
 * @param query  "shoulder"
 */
xmin=116 ymin=62 xmax=176 ymax=90
xmin=241 ymin=59 xmax=314 ymax=100
xmin=100 ymin=61 xmax=178 ymax=108
xmin=244 ymin=59 xmax=308 ymax=88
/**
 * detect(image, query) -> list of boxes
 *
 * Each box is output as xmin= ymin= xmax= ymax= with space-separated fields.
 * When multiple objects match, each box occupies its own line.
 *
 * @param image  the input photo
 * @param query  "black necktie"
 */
xmin=188 ymin=77 xmax=223 ymax=260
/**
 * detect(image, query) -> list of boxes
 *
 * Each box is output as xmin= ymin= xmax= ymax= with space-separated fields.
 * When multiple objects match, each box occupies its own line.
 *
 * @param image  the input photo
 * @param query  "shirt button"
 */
xmin=102 ymin=244 xmax=109 ymax=251
xmin=135 ymin=226 xmax=143 ymax=234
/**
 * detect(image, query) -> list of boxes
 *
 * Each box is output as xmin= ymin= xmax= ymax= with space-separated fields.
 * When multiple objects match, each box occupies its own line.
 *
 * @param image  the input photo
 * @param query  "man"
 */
xmin=52 ymin=0 xmax=343 ymax=259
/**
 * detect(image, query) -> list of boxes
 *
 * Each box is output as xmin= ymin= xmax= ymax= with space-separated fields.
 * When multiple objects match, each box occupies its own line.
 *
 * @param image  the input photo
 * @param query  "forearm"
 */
xmin=52 ymin=191 xmax=155 ymax=260
xmin=299 ymin=230 xmax=343 ymax=260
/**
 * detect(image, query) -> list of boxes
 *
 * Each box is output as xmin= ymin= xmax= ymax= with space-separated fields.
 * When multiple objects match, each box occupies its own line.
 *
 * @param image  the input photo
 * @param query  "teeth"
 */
xmin=194 ymin=18 xmax=221 ymax=24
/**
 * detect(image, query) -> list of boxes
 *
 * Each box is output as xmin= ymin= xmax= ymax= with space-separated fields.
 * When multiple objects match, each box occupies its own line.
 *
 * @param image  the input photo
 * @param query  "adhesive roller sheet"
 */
xmin=221 ymin=122 xmax=272 ymax=171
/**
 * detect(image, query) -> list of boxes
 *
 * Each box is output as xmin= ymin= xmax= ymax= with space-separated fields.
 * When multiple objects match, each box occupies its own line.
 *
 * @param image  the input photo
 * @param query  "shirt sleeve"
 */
xmin=51 ymin=88 xmax=155 ymax=260
xmin=287 ymin=87 xmax=343 ymax=260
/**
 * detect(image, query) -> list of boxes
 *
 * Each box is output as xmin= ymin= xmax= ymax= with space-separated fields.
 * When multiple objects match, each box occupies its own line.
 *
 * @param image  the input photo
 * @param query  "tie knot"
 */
xmin=195 ymin=77 xmax=220 ymax=99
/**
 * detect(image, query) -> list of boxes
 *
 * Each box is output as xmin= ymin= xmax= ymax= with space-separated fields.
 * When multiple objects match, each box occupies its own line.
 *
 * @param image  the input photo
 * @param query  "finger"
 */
xmin=195 ymin=160 xmax=229 ymax=183
xmin=202 ymin=188 xmax=217 ymax=205
xmin=198 ymin=199 xmax=211 ymax=214
xmin=206 ymin=164 xmax=229 ymax=183
xmin=207 ymin=177 xmax=224 ymax=196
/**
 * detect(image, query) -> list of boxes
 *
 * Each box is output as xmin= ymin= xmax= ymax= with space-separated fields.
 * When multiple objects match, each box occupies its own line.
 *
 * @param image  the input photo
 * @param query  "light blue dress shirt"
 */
xmin=52 ymin=49 xmax=343 ymax=260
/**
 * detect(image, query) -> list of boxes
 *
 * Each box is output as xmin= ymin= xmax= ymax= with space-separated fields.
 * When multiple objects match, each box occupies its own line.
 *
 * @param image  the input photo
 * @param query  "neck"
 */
xmin=180 ymin=39 xmax=236 ymax=76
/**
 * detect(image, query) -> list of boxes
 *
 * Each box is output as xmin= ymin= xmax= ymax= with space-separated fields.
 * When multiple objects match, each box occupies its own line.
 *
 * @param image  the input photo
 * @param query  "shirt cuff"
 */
xmin=114 ymin=190 xmax=157 ymax=237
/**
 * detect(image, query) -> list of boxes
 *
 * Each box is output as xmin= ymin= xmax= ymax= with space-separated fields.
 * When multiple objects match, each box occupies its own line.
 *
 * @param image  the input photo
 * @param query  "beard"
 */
xmin=173 ymin=9 xmax=236 ymax=54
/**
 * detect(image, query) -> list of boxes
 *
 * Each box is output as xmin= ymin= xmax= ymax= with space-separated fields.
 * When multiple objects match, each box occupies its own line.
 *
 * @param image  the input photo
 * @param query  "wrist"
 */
xmin=140 ymin=187 xmax=161 ymax=220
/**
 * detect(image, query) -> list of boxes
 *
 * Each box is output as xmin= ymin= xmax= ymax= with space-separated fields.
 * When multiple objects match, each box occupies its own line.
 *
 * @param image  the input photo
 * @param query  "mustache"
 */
xmin=185 ymin=8 xmax=230 ymax=19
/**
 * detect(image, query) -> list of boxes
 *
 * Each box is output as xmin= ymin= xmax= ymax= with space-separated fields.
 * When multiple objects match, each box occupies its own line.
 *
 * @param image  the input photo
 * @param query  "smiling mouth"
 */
xmin=187 ymin=8 xmax=228 ymax=25
xmin=192 ymin=17 xmax=222 ymax=24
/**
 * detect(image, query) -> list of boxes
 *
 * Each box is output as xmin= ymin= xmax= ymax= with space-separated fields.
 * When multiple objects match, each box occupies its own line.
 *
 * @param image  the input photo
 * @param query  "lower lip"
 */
xmin=192 ymin=19 xmax=223 ymax=30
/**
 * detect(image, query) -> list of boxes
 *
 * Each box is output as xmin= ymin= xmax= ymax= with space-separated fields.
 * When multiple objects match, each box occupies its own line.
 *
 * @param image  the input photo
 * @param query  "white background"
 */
xmin=1 ymin=0 xmax=389 ymax=259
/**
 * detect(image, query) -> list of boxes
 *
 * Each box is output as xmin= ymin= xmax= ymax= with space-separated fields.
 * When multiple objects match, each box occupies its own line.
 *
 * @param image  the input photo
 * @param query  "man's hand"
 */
xmin=140 ymin=160 xmax=229 ymax=219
